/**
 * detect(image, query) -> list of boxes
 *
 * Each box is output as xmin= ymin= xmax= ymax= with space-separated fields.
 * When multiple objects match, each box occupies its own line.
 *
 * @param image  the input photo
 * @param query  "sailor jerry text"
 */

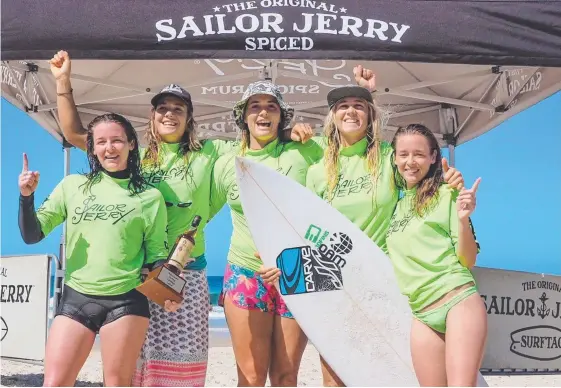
xmin=155 ymin=6 xmax=411 ymax=51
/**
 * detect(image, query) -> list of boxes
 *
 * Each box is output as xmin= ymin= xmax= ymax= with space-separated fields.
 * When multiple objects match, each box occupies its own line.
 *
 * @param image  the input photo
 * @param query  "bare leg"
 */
xmin=445 ymin=293 xmax=487 ymax=386
xmin=319 ymin=355 xmax=346 ymax=387
xmin=100 ymin=315 xmax=150 ymax=386
xmin=224 ymin=295 xmax=274 ymax=387
xmin=268 ymin=315 xmax=308 ymax=387
xmin=43 ymin=316 xmax=96 ymax=386
xmin=410 ymin=318 xmax=447 ymax=387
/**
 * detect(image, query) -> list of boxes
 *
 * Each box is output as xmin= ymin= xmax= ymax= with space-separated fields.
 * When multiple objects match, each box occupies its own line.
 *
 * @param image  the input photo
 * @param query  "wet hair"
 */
xmin=391 ymin=123 xmax=443 ymax=217
xmin=238 ymin=96 xmax=288 ymax=156
xmin=142 ymin=95 xmax=201 ymax=167
xmin=83 ymin=113 xmax=147 ymax=195
xmin=323 ymin=98 xmax=383 ymax=202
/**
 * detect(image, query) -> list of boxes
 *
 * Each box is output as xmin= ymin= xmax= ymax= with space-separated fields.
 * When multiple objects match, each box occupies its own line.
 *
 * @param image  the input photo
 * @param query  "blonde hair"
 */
xmin=323 ymin=99 xmax=384 ymax=202
xmin=142 ymin=110 xmax=201 ymax=168
xmin=238 ymin=127 xmax=250 ymax=157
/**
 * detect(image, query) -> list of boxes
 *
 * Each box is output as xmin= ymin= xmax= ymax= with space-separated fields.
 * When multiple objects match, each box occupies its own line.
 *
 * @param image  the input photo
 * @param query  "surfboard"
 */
xmin=235 ymin=157 xmax=489 ymax=387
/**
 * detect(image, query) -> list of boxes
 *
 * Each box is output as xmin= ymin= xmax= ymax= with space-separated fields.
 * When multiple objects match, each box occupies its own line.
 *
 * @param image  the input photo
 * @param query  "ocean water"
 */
xmin=208 ymin=275 xmax=224 ymax=306
xmin=208 ymin=276 xmax=227 ymax=330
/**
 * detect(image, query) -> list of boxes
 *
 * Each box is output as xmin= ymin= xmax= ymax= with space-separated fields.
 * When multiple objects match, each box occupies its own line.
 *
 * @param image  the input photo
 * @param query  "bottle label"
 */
xmin=157 ymin=266 xmax=186 ymax=294
xmin=169 ymin=237 xmax=195 ymax=268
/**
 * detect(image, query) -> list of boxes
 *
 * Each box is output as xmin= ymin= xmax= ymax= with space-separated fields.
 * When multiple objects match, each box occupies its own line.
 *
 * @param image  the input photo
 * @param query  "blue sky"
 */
xmin=1 ymin=94 xmax=560 ymax=276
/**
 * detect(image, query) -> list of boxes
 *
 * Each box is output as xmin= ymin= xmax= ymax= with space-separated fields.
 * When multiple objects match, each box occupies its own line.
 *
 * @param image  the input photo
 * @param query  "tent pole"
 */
xmin=448 ymin=144 xmax=456 ymax=167
xmin=439 ymin=105 xmax=458 ymax=167
xmin=60 ymin=146 xmax=71 ymax=277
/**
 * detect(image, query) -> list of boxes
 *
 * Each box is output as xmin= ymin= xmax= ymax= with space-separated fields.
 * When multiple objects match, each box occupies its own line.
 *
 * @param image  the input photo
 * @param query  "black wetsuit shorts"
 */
xmin=55 ymin=285 xmax=150 ymax=333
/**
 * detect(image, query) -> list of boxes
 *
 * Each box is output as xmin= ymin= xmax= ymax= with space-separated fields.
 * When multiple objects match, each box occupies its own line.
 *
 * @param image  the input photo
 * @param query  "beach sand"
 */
xmin=2 ymin=307 xmax=559 ymax=387
xmin=2 ymin=334 xmax=560 ymax=387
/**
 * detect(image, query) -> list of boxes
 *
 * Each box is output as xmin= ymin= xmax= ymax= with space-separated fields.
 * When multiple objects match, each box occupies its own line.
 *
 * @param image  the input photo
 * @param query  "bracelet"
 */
xmin=56 ymin=88 xmax=73 ymax=96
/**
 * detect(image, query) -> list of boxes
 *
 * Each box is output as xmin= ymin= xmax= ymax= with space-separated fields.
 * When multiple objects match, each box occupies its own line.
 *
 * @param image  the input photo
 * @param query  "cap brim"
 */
xmin=151 ymin=92 xmax=190 ymax=107
xmin=327 ymin=86 xmax=373 ymax=109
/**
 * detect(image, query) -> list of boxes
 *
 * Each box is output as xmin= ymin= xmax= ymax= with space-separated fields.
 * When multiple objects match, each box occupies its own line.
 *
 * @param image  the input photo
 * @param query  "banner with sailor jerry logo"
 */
xmin=0 ymin=254 xmax=52 ymax=362
xmin=473 ymin=267 xmax=561 ymax=371
xmin=2 ymin=0 xmax=560 ymax=66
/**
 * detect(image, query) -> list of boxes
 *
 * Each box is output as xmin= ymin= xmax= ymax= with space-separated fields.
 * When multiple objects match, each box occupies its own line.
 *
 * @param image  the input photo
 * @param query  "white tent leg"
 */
xmin=448 ymin=144 xmax=456 ymax=167
xmin=439 ymin=106 xmax=459 ymax=167
xmin=60 ymin=147 xmax=71 ymax=289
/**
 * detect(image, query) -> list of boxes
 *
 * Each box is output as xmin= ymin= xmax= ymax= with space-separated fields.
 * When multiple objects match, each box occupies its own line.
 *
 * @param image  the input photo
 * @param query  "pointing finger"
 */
xmin=22 ymin=153 xmax=29 ymax=173
xmin=471 ymin=177 xmax=482 ymax=193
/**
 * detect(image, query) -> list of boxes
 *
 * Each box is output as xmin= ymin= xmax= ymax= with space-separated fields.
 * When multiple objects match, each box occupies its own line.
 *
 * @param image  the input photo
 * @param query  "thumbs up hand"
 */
xmin=442 ymin=158 xmax=465 ymax=190
xmin=19 ymin=153 xmax=40 ymax=197
xmin=457 ymin=178 xmax=481 ymax=220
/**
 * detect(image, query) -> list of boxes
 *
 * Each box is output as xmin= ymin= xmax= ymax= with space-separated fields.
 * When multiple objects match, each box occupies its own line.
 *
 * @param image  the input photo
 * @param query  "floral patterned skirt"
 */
xmin=132 ymin=269 xmax=211 ymax=387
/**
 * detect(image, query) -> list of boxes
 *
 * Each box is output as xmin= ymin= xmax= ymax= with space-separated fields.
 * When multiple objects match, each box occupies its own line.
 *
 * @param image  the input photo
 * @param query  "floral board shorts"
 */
xmin=219 ymin=263 xmax=293 ymax=318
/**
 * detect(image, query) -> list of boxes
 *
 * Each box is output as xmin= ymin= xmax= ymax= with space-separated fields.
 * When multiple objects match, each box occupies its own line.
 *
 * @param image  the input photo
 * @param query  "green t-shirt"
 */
xmin=385 ymin=184 xmax=478 ymax=313
xmin=140 ymin=139 xmax=236 ymax=269
xmin=210 ymin=138 xmax=325 ymax=272
xmin=306 ymin=138 xmax=398 ymax=252
xmin=36 ymin=173 xmax=169 ymax=296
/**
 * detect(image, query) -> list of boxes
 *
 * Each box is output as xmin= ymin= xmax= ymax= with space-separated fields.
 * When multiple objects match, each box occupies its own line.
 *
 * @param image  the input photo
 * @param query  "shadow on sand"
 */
xmin=1 ymin=374 xmax=102 ymax=387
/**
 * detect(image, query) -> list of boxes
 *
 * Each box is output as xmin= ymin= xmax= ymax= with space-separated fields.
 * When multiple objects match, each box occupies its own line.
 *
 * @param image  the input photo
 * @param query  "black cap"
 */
xmin=151 ymin=84 xmax=193 ymax=112
xmin=191 ymin=215 xmax=202 ymax=227
xmin=327 ymin=86 xmax=373 ymax=110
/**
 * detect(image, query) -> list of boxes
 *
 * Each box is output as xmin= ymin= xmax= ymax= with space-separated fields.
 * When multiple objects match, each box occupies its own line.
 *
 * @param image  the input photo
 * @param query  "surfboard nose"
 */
xmin=235 ymin=156 xmax=251 ymax=175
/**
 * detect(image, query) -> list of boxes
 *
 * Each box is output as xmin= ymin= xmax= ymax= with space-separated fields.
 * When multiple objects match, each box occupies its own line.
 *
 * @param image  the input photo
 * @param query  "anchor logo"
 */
xmin=0 ymin=317 xmax=8 ymax=341
xmin=537 ymin=292 xmax=551 ymax=319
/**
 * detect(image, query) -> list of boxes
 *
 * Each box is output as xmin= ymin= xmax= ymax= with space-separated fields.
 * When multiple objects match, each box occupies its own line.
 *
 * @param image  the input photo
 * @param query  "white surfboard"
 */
xmin=235 ymin=157 xmax=489 ymax=387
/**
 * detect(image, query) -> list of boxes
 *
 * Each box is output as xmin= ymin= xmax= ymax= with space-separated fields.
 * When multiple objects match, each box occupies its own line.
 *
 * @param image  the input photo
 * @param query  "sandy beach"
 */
xmin=2 ymin=335 xmax=560 ymax=387
xmin=2 ymin=305 xmax=560 ymax=387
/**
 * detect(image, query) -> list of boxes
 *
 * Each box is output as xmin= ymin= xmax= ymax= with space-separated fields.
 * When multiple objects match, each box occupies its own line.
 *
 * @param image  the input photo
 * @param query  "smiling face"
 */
xmin=92 ymin=121 xmax=135 ymax=172
xmin=333 ymin=97 xmax=369 ymax=146
xmin=153 ymin=96 xmax=189 ymax=143
xmin=394 ymin=133 xmax=437 ymax=188
xmin=244 ymin=94 xmax=282 ymax=145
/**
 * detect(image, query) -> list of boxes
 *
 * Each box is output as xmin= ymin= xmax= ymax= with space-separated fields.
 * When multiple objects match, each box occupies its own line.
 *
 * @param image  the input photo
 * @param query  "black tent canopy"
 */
xmin=2 ymin=0 xmax=561 ymax=373
xmin=2 ymin=0 xmax=561 ymax=64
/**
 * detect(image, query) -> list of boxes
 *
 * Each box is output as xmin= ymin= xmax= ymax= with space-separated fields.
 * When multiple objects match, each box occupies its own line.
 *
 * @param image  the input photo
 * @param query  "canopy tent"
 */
xmin=2 ymin=0 xmax=561 ymax=160
xmin=2 ymin=0 xmax=561 ymax=372
xmin=2 ymin=59 xmax=560 ymax=156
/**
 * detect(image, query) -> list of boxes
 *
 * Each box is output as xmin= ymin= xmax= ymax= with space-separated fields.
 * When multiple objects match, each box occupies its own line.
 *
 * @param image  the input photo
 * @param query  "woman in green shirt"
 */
xmin=18 ymin=113 xmax=171 ymax=386
xmin=210 ymin=80 xmax=325 ymax=387
xmin=386 ymin=124 xmax=486 ymax=387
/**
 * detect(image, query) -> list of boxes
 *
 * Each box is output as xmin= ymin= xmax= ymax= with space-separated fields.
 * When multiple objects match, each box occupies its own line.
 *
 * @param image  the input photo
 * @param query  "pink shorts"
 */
xmin=219 ymin=263 xmax=293 ymax=318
